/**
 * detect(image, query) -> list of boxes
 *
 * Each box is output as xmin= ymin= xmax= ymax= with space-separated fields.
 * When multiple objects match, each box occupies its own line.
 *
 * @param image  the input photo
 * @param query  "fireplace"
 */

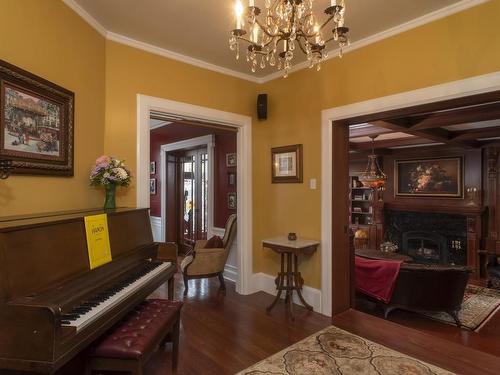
xmin=402 ymin=231 xmax=448 ymax=265
xmin=384 ymin=210 xmax=467 ymax=266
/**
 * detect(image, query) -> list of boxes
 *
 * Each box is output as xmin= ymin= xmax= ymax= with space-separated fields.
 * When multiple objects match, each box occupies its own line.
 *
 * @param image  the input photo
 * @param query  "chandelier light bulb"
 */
xmin=234 ymin=0 xmax=244 ymax=29
xmin=252 ymin=23 xmax=259 ymax=43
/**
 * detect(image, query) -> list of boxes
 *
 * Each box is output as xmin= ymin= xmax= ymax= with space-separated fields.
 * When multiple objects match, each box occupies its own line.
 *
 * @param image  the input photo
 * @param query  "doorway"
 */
xmin=178 ymin=147 xmax=209 ymax=253
xmin=163 ymin=145 xmax=210 ymax=255
xmin=322 ymin=74 xmax=500 ymax=327
xmin=137 ymin=95 xmax=253 ymax=295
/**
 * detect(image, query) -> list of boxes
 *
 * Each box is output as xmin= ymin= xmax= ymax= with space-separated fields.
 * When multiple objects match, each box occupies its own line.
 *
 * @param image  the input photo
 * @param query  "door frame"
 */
xmin=137 ymin=94 xmax=253 ymax=295
xmin=160 ymin=135 xmax=215 ymax=243
xmin=321 ymin=71 xmax=500 ymax=317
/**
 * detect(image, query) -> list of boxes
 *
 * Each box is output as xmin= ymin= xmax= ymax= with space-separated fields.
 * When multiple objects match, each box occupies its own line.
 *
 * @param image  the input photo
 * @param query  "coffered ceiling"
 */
xmin=71 ymin=0 xmax=482 ymax=81
xmin=349 ymin=101 xmax=500 ymax=152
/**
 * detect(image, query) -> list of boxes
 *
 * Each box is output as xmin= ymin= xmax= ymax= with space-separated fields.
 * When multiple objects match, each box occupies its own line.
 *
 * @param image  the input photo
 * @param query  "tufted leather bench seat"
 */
xmin=85 ymin=299 xmax=183 ymax=375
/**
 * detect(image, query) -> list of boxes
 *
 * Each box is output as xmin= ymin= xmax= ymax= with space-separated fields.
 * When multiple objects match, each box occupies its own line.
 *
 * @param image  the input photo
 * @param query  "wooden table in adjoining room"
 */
xmin=262 ymin=236 xmax=319 ymax=320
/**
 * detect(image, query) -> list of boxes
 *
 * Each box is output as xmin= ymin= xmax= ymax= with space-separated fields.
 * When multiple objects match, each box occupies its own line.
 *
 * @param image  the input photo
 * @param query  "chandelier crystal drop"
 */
xmin=229 ymin=0 xmax=349 ymax=78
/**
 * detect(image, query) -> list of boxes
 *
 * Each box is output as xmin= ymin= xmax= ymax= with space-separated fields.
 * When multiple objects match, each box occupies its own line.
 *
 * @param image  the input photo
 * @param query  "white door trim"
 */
xmin=160 ymin=135 xmax=215 ymax=242
xmin=320 ymin=70 xmax=500 ymax=316
xmin=137 ymin=94 xmax=253 ymax=295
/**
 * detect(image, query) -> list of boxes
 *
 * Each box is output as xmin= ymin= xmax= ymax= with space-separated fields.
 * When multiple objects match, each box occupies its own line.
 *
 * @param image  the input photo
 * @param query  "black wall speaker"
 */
xmin=257 ymin=94 xmax=267 ymax=120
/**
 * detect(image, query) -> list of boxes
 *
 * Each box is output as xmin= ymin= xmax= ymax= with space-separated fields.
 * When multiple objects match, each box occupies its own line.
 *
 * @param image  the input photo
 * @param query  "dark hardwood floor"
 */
xmin=144 ymin=273 xmax=331 ymax=375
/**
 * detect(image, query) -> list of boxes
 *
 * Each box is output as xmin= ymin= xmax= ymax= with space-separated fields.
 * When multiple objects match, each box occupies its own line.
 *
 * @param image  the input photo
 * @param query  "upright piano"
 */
xmin=0 ymin=208 xmax=176 ymax=373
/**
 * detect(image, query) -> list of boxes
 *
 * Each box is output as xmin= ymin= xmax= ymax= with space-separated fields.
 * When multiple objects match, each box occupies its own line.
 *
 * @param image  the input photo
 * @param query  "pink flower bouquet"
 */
xmin=90 ymin=155 xmax=131 ymax=187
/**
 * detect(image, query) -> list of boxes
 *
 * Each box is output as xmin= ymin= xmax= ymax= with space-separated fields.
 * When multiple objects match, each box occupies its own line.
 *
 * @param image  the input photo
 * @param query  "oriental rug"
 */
xmin=236 ymin=325 xmax=453 ymax=375
xmin=422 ymin=284 xmax=500 ymax=331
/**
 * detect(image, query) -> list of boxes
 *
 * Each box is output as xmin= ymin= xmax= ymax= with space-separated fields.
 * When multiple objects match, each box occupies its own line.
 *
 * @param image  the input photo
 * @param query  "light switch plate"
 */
xmin=309 ymin=178 xmax=317 ymax=190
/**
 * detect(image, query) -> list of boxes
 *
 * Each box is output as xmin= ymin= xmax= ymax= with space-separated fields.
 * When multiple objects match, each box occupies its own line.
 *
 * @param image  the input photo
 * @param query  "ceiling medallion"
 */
xmin=229 ymin=0 xmax=349 ymax=78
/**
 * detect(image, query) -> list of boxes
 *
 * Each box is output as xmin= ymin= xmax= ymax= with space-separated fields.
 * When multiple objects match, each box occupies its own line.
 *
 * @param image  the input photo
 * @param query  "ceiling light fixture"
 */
xmin=359 ymin=135 xmax=387 ymax=190
xmin=229 ymin=0 xmax=349 ymax=78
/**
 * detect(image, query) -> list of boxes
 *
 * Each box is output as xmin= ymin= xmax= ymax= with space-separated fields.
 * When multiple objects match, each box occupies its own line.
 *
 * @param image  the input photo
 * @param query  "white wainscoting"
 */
xmin=150 ymin=216 xmax=162 ymax=242
xmin=250 ymin=273 xmax=322 ymax=313
xmin=212 ymin=226 xmax=239 ymax=282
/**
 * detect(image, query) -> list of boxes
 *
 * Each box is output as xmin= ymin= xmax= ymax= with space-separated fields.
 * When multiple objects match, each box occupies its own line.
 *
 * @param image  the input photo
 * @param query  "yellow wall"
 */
xmin=0 ymin=0 xmax=106 ymax=216
xmin=104 ymin=41 xmax=258 ymax=205
xmin=254 ymin=0 xmax=500 ymax=289
xmin=1 ymin=0 xmax=500 ymax=291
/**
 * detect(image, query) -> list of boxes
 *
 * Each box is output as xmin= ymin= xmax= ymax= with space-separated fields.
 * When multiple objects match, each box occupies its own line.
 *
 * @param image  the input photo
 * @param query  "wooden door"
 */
xmin=178 ymin=148 xmax=208 ymax=253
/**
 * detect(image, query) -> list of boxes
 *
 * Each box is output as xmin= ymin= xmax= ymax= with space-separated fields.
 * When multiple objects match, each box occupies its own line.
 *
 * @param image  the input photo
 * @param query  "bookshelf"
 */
xmin=349 ymin=175 xmax=384 ymax=249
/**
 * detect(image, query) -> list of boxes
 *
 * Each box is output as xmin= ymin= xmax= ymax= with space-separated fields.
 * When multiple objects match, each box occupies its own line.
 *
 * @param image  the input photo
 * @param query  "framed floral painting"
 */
xmin=0 ymin=60 xmax=74 ymax=176
xmin=395 ymin=157 xmax=463 ymax=198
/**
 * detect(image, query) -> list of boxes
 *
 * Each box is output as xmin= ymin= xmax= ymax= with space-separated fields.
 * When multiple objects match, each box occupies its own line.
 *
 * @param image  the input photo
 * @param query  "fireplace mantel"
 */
xmin=385 ymin=202 xmax=485 ymax=216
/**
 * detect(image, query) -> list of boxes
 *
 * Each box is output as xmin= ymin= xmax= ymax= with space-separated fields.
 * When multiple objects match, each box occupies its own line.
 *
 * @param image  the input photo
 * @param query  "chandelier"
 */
xmin=358 ymin=136 xmax=387 ymax=190
xmin=229 ymin=0 xmax=349 ymax=77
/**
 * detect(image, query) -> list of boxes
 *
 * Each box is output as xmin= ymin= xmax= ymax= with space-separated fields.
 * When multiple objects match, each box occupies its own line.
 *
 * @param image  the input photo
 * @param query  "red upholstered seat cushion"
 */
xmin=92 ymin=299 xmax=183 ymax=360
xmin=204 ymin=235 xmax=223 ymax=249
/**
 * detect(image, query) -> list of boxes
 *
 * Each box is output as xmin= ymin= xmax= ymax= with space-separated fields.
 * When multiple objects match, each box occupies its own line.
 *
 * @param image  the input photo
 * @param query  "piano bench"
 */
xmin=85 ymin=299 xmax=183 ymax=375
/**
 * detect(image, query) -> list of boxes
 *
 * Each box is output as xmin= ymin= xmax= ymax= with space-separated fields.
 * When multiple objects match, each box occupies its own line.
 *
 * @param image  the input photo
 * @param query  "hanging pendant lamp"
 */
xmin=358 ymin=135 xmax=386 ymax=190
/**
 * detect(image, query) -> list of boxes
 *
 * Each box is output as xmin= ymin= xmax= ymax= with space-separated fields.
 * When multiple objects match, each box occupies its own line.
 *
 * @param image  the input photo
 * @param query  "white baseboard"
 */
xmin=250 ymin=272 xmax=323 ymax=314
xmin=223 ymin=264 xmax=238 ymax=283
xmin=150 ymin=216 xmax=162 ymax=242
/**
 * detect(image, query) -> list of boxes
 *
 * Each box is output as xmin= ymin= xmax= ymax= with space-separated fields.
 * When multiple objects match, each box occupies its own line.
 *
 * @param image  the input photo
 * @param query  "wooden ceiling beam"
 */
xmin=370 ymin=120 xmax=480 ymax=149
xmin=407 ymin=102 xmax=500 ymax=130
xmin=349 ymin=137 xmax=437 ymax=151
xmin=349 ymin=126 xmax=393 ymax=139
xmin=451 ymin=126 xmax=500 ymax=141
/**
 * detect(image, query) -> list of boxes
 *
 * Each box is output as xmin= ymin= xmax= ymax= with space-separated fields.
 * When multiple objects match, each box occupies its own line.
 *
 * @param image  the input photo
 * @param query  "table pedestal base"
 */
xmin=266 ymin=252 xmax=313 ymax=320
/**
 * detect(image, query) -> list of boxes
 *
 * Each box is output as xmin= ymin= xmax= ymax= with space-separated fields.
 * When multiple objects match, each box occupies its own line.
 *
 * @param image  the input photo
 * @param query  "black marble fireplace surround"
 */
xmin=384 ymin=210 xmax=467 ymax=266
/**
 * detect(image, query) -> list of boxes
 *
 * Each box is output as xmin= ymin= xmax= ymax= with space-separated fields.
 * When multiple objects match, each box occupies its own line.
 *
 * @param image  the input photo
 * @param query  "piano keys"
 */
xmin=61 ymin=260 xmax=172 ymax=332
xmin=0 ymin=208 xmax=176 ymax=374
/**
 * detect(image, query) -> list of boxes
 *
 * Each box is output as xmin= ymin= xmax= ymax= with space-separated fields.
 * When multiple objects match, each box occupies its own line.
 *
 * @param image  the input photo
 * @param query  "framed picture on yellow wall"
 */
xmin=271 ymin=144 xmax=303 ymax=183
xmin=0 ymin=59 xmax=74 ymax=176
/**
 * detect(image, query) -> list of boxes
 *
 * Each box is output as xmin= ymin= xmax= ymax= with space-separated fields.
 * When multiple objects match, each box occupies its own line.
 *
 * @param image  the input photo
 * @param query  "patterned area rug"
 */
xmin=422 ymin=284 xmax=500 ymax=331
xmin=236 ymin=325 xmax=454 ymax=375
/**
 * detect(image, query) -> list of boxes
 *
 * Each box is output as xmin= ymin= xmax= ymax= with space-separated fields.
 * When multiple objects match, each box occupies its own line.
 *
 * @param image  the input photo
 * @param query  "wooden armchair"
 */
xmin=180 ymin=214 xmax=237 ymax=295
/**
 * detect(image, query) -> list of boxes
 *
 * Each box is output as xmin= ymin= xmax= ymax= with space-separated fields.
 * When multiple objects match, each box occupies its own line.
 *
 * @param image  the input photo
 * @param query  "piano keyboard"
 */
xmin=61 ymin=261 xmax=172 ymax=332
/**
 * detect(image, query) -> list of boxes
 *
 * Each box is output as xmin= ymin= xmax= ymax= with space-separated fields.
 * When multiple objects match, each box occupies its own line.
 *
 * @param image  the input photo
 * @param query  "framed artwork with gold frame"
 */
xmin=0 ymin=59 xmax=74 ymax=176
xmin=395 ymin=157 xmax=463 ymax=198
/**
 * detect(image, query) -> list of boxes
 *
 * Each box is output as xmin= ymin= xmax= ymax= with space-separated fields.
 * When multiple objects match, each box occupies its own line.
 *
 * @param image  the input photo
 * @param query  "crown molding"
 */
xmin=61 ymin=0 xmax=107 ymax=36
xmin=63 ymin=0 xmax=488 ymax=85
xmin=61 ymin=0 xmax=259 ymax=83
xmin=259 ymin=0 xmax=490 ymax=83
xmin=106 ymin=32 xmax=260 ymax=83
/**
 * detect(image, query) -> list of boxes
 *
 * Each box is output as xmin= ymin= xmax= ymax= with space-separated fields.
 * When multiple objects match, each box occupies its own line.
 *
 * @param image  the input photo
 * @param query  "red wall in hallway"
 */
xmin=150 ymin=122 xmax=236 ymax=228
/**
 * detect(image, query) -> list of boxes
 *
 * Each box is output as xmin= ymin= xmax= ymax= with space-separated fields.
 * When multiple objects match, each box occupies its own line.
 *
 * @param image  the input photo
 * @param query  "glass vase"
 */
xmin=104 ymin=184 xmax=116 ymax=210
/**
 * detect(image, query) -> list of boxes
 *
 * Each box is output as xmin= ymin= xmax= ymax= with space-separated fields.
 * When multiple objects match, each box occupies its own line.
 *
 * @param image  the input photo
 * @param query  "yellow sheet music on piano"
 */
xmin=84 ymin=214 xmax=112 ymax=270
